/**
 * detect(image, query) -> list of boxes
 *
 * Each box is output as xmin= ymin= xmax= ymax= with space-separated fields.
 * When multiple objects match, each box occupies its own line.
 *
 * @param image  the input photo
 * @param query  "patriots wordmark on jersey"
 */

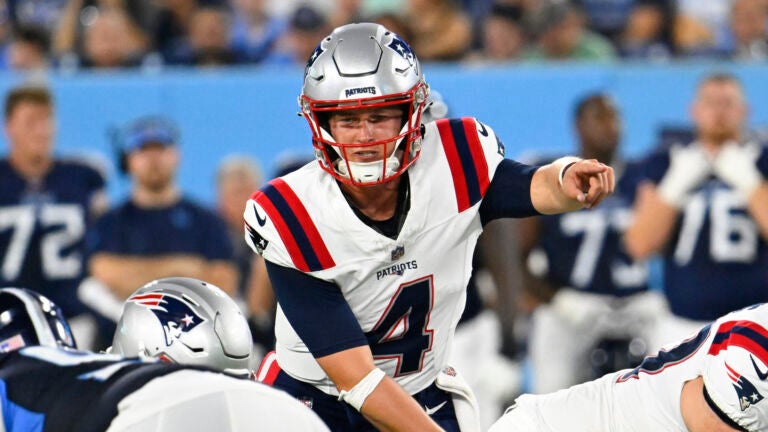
xmin=244 ymin=117 xmax=533 ymax=396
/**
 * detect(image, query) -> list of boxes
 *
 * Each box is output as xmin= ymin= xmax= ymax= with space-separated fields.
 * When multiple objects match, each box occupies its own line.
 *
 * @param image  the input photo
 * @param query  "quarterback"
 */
xmin=489 ymin=303 xmax=768 ymax=432
xmin=244 ymin=23 xmax=614 ymax=431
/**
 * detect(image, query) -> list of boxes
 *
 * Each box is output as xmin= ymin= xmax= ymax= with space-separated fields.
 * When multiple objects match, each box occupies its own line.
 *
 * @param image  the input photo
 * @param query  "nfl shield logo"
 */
xmin=391 ymin=245 xmax=405 ymax=261
xmin=299 ymin=397 xmax=313 ymax=409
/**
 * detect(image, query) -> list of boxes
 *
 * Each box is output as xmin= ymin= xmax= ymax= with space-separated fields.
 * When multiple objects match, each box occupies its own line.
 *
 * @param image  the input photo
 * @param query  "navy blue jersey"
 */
xmin=0 ymin=159 xmax=105 ymax=317
xmin=534 ymin=158 xmax=648 ymax=296
xmin=642 ymin=143 xmax=768 ymax=320
xmin=0 ymin=346 xmax=191 ymax=432
xmin=86 ymin=197 xmax=233 ymax=260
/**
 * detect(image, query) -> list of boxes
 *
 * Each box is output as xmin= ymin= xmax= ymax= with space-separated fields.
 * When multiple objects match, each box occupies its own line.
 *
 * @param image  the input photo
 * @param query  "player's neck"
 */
xmin=698 ymin=132 xmax=742 ymax=155
xmin=9 ymin=152 xmax=52 ymax=181
xmin=580 ymin=147 xmax=615 ymax=165
xmin=132 ymin=185 xmax=181 ymax=208
xmin=340 ymin=177 xmax=402 ymax=221
xmin=680 ymin=377 xmax=743 ymax=432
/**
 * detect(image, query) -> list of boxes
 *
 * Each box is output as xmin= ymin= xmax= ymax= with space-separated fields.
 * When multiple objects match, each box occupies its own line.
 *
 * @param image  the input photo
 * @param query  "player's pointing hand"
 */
xmin=561 ymin=159 xmax=615 ymax=209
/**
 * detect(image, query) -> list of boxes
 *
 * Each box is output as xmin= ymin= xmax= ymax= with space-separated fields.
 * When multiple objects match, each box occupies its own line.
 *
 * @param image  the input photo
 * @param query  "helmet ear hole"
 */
xmin=110 ymin=277 xmax=253 ymax=374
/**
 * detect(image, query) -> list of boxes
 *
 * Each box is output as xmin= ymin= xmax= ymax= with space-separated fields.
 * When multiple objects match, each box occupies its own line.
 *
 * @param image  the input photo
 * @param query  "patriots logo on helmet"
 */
xmin=388 ymin=35 xmax=415 ymax=70
xmin=306 ymin=45 xmax=324 ymax=69
xmin=725 ymin=361 xmax=765 ymax=411
xmin=128 ymin=293 xmax=206 ymax=347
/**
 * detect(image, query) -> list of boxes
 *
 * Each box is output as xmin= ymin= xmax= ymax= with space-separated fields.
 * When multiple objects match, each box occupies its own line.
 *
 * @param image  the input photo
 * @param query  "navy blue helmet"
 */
xmin=0 ymin=288 xmax=76 ymax=353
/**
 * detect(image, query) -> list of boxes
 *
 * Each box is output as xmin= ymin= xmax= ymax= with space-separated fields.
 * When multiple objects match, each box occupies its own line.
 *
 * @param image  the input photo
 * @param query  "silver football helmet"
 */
xmin=299 ymin=22 xmax=429 ymax=185
xmin=0 ymin=288 xmax=76 ymax=353
xmin=110 ymin=277 xmax=253 ymax=377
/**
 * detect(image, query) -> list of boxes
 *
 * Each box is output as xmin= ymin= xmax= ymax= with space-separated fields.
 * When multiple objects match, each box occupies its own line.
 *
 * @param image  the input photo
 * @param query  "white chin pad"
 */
xmin=336 ymin=156 xmax=401 ymax=183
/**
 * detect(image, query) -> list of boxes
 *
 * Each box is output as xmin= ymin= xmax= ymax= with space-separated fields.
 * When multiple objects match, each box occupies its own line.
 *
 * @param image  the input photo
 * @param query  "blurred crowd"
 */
xmin=0 ymin=0 xmax=766 ymax=73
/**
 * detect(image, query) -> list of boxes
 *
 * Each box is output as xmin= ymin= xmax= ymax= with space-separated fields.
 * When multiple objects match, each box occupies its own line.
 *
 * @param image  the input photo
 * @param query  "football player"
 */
xmin=520 ymin=93 xmax=665 ymax=393
xmin=0 ymin=287 xmax=330 ymax=431
xmin=245 ymin=23 xmax=615 ymax=431
xmin=625 ymin=72 xmax=768 ymax=349
xmin=489 ymin=303 xmax=768 ymax=432
xmin=108 ymin=277 xmax=255 ymax=377
xmin=0 ymin=85 xmax=108 ymax=350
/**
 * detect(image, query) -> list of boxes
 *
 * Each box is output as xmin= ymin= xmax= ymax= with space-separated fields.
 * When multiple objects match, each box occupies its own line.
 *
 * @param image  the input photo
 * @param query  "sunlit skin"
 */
xmin=691 ymin=80 xmax=747 ymax=151
xmin=127 ymin=143 xmax=180 ymax=207
xmin=327 ymin=106 xmax=405 ymax=220
xmin=5 ymin=102 xmax=55 ymax=179
xmin=577 ymin=97 xmax=621 ymax=163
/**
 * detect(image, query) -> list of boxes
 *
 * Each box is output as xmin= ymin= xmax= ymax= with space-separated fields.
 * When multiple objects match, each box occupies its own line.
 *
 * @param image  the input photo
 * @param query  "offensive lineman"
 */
xmin=489 ymin=303 xmax=768 ymax=432
xmin=244 ymin=23 xmax=615 ymax=431
xmin=0 ymin=287 xmax=330 ymax=431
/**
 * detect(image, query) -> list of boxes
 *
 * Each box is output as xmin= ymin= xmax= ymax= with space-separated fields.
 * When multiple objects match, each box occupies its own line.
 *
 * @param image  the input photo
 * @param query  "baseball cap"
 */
xmin=702 ymin=323 xmax=768 ymax=432
xmin=123 ymin=116 xmax=179 ymax=153
xmin=289 ymin=5 xmax=326 ymax=32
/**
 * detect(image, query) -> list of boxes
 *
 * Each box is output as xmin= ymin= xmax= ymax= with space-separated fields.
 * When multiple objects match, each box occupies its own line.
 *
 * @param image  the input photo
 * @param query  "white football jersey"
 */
xmin=244 ymin=117 xmax=507 ymax=396
xmin=490 ymin=303 xmax=768 ymax=432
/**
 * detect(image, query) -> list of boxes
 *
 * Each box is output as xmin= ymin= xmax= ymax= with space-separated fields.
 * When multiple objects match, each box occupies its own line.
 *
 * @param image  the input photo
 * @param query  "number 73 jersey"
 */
xmin=244 ymin=118 xmax=517 ymax=395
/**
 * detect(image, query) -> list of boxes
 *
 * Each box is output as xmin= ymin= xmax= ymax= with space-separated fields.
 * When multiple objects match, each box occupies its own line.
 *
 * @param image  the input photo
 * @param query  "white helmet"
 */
xmin=0 ymin=288 xmax=76 ymax=353
xmin=110 ymin=277 xmax=253 ymax=377
xmin=299 ymin=22 xmax=429 ymax=185
xmin=703 ymin=321 xmax=768 ymax=431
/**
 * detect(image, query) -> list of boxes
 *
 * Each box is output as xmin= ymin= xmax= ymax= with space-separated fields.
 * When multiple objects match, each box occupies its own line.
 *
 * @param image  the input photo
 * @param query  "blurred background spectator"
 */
xmin=79 ymin=7 xmax=147 ymax=68
xmin=406 ymin=0 xmax=472 ymax=61
xmin=264 ymin=4 xmax=329 ymax=65
xmin=618 ymin=0 xmax=675 ymax=59
xmin=184 ymin=7 xmax=237 ymax=66
xmin=468 ymin=3 xmax=525 ymax=62
xmin=229 ymin=0 xmax=286 ymax=63
xmin=3 ymin=25 xmax=51 ymax=71
xmin=215 ymin=155 xmax=262 ymax=302
xmin=82 ymin=116 xmax=236 ymax=349
xmin=727 ymin=0 xmax=768 ymax=60
xmin=673 ymin=0 xmax=732 ymax=57
xmin=523 ymin=2 xmax=617 ymax=61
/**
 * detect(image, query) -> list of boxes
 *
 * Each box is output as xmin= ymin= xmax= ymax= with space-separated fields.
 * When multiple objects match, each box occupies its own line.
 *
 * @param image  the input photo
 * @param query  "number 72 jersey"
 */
xmin=0 ymin=159 xmax=105 ymax=316
xmin=244 ymin=118 xmax=522 ymax=396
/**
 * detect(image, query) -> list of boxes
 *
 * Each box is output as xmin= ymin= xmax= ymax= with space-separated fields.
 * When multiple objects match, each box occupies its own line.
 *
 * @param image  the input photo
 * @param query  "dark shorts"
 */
xmin=259 ymin=354 xmax=459 ymax=431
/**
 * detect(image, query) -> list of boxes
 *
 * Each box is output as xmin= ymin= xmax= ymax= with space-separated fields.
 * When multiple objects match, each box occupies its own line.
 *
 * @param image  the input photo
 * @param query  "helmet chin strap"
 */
xmin=320 ymin=121 xmax=413 ymax=184
xmin=336 ymin=155 xmax=401 ymax=183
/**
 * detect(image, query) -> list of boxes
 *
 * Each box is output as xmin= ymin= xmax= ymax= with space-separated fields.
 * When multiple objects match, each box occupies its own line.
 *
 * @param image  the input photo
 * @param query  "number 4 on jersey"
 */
xmin=366 ymin=276 xmax=435 ymax=377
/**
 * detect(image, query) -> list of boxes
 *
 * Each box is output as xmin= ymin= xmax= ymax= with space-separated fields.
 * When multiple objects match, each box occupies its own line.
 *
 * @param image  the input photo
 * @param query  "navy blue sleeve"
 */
xmin=200 ymin=211 xmax=235 ymax=261
xmin=479 ymin=158 xmax=541 ymax=225
xmin=86 ymin=165 xmax=106 ymax=192
xmin=618 ymin=159 xmax=647 ymax=203
xmin=265 ymin=261 xmax=368 ymax=358
xmin=641 ymin=148 xmax=671 ymax=184
xmin=757 ymin=144 xmax=768 ymax=176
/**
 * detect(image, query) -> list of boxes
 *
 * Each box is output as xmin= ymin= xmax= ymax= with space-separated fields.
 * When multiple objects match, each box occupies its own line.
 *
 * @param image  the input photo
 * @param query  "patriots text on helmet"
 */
xmin=344 ymin=87 xmax=378 ymax=98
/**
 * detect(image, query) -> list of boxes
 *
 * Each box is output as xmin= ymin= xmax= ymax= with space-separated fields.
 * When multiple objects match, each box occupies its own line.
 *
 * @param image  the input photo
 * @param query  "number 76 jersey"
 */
xmin=244 ymin=118 xmax=526 ymax=395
